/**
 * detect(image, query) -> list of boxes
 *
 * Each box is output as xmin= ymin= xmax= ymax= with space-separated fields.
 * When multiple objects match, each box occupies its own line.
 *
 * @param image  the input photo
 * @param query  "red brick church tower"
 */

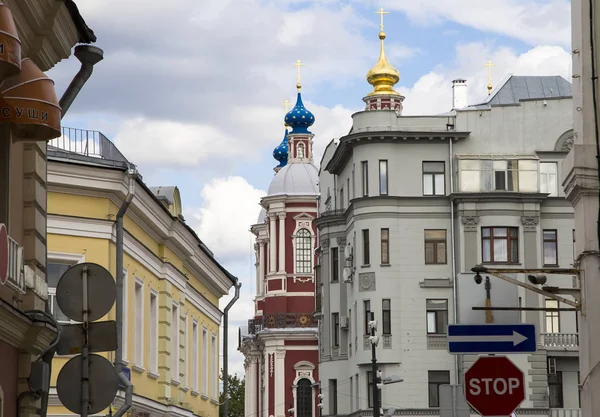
xmin=239 ymin=75 xmax=320 ymax=417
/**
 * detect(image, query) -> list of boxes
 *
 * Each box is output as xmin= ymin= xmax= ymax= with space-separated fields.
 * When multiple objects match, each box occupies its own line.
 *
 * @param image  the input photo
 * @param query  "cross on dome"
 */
xmin=292 ymin=59 xmax=305 ymax=91
xmin=365 ymin=6 xmax=401 ymax=97
xmin=285 ymin=59 xmax=315 ymax=134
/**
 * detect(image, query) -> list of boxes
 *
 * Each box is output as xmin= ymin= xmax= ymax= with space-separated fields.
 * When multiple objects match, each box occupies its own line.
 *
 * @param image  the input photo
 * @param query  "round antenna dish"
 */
xmin=56 ymin=262 xmax=116 ymax=322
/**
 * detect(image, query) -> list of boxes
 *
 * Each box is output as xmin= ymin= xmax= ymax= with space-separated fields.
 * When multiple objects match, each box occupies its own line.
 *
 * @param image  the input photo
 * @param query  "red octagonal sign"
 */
xmin=465 ymin=356 xmax=525 ymax=417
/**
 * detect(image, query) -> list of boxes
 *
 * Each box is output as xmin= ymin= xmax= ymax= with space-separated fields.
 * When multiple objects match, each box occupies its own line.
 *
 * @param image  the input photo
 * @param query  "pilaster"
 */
xmin=158 ymin=281 xmax=174 ymax=401
xmin=269 ymin=214 xmax=277 ymax=273
xmin=278 ymin=213 xmax=286 ymax=273
xmin=274 ymin=349 xmax=286 ymax=417
xmin=259 ymin=240 xmax=266 ymax=295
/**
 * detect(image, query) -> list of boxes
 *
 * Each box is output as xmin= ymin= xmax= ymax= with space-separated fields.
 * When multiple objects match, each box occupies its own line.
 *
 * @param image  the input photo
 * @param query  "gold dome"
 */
xmin=366 ymin=31 xmax=400 ymax=97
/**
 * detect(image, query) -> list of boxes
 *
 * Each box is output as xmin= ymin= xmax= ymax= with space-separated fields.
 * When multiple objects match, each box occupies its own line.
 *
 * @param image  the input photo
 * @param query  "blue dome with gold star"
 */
xmin=284 ymin=92 xmax=315 ymax=134
xmin=273 ymin=129 xmax=289 ymax=168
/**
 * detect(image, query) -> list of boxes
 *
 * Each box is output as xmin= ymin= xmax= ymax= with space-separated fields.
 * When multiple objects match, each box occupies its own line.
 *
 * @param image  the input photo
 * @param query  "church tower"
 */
xmin=240 ymin=65 xmax=320 ymax=417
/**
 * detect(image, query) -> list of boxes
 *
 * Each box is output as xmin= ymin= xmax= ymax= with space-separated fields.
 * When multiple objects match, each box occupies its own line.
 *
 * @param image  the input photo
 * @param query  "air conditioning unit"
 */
xmin=343 ymin=267 xmax=353 ymax=283
xmin=340 ymin=316 xmax=349 ymax=329
xmin=344 ymin=244 xmax=353 ymax=261
xmin=548 ymin=357 xmax=557 ymax=374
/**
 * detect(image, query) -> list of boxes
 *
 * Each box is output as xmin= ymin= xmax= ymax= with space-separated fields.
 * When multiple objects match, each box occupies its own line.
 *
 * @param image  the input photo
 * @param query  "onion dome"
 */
xmin=273 ymin=129 xmax=289 ymax=168
xmin=284 ymin=92 xmax=315 ymax=134
xmin=366 ymin=31 xmax=400 ymax=97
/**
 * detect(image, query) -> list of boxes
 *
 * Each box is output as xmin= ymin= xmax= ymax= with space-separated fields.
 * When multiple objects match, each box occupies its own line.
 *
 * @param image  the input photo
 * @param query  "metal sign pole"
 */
xmin=81 ymin=266 xmax=89 ymax=417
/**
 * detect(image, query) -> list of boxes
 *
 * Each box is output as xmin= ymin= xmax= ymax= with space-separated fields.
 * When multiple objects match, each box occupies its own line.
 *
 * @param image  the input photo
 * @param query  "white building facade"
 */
xmin=314 ymin=20 xmax=580 ymax=417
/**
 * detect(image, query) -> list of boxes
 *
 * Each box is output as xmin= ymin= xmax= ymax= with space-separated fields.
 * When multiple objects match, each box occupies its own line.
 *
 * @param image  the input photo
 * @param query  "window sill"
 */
xmin=147 ymin=371 xmax=160 ymax=380
xmin=425 ymin=263 xmax=448 ymax=266
xmin=171 ymin=379 xmax=181 ymax=387
xmin=132 ymin=365 xmax=145 ymax=374
xmin=380 ymin=263 xmax=391 ymax=267
xmin=543 ymin=264 xmax=559 ymax=268
xmin=331 ymin=280 xmax=340 ymax=284
xmin=361 ymin=264 xmax=371 ymax=268
xmin=482 ymin=262 xmax=521 ymax=266
xmin=191 ymin=390 xmax=200 ymax=397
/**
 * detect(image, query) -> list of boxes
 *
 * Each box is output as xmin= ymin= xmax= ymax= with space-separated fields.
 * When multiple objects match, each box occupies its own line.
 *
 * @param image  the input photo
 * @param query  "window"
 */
xmin=331 ymin=247 xmax=339 ymax=282
xmin=428 ymin=371 xmax=450 ymax=407
xmin=134 ymin=280 xmax=144 ymax=367
xmin=540 ymin=162 xmax=558 ymax=196
xmin=211 ymin=334 xmax=218 ymax=398
xmin=347 ymin=178 xmax=350 ymax=205
xmin=362 ymin=161 xmax=369 ymax=196
xmin=425 ymin=230 xmax=447 ymax=264
xmin=482 ymin=227 xmax=519 ymax=263
xmin=543 ymin=230 xmax=558 ymax=266
xmin=423 ymin=162 xmax=445 ymax=196
xmin=548 ymin=369 xmax=564 ymax=408
xmin=364 ymin=300 xmax=371 ymax=335
xmin=192 ymin=321 xmax=199 ymax=391
xmin=366 ymin=371 xmax=374 ymax=408
xmin=426 ymin=299 xmax=448 ymax=334
xmin=172 ymin=303 xmax=179 ymax=381
xmin=382 ymin=299 xmax=391 ymax=335
xmin=149 ymin=291 xmax=158 ymax=373
xmin=182 ymin=315 xmax=187 ymax=386
xmin=379 ymin=160 xmax=388 ymax=195
xmin=458 ymin=158 xmax=538 ymax=192
xmin=202 ymin=328 xmax=208 ymax=394
xmin=332 ymin=313 xmax=340 ymax=347
xmin=381 ymin=228 xmax=389 ymax=265
xmin=295 ymin=228 xmax=312 ymax=274
xmin=362 ymin=229 xmax=370 ymax=265
xmin=545 ymin=299 xmax=560 ymax=333
xmin=47 ymin=262 xmax=73 ymax=323
xmin=296 ymin=379 xmax=313 ymax=417
xmin=339 ymin=187 xmax=344 ymax=210
xmin=297 ymin=142 xmax=305 ymax=159
xmin=329 ymin=379 xmax=338 ymax=415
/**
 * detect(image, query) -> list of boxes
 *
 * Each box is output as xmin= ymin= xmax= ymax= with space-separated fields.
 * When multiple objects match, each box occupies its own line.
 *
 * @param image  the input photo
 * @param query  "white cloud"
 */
xmin=399 ymin=43 xmax=572 ymax=115
xmin=373 ymin=0 xmax=571 ymax=46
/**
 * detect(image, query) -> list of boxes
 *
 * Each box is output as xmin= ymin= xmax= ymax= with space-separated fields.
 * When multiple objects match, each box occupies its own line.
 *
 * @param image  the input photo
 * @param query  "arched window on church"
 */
xmin=295 ymin=228 xmax=312 ymax=274
xmin=297 ymin=142 xmax=305 ymax=159
xmin=296 ymin=378 xmax=313 ymax=417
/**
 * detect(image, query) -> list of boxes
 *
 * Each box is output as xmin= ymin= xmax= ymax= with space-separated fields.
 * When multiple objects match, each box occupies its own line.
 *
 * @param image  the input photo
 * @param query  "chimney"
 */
xmin=452 ymin=78 xmax=467 ymax=109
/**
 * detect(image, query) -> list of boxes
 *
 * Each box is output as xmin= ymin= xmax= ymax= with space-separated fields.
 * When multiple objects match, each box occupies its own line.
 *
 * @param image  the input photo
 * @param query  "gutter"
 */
xmin=222 ymin=279 xmax=242 ymax=417
xmin=112 ymin=165 xmax=138 ymax=417
xmin=59 ymin=44 xmax=103 ymax=118
xmin=449 ymin=133 xmax=460 ymax=385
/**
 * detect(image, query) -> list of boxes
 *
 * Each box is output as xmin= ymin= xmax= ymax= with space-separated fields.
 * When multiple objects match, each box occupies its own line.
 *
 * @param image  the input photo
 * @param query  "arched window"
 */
xmin=295 ymin=228 xmax=312 ymax=274
xmin=297 ymin=142 xmax=305 ymax=159
xmin=296 ymin=378 xmax=313 ymax=417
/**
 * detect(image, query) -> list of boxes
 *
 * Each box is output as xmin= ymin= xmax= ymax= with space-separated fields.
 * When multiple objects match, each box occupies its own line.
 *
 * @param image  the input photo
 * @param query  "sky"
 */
xmin=50 ymin=0 xmax=572 ymax=380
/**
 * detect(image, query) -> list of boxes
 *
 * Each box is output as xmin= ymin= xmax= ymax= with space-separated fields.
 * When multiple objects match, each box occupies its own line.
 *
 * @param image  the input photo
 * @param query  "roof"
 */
xmin=267 ymin=163 xmax=319 ymax=197
xmin=63 ymin=0 xmax=97 ymax=43
xmin=478 ymin=75 xmax=572 ymax=106
xmin=150 ymin=186 xmax=177 ymax=204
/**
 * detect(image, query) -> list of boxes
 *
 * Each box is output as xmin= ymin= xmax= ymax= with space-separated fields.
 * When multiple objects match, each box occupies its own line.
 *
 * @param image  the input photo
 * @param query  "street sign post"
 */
xmin=447 ymin=324 xmax=536 ymax=354
xmin=464 ymin=356 xmax=525 ymax=417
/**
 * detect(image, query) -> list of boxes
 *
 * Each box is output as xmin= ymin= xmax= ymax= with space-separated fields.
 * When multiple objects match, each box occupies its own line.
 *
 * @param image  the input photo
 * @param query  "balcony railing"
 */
xmin=5 ymin=234 xmax=25 ymax=294
xmin=541 ymin=333 xmax=579 ymax=349
xmin=48 ymin=127 xmax=129 ymax=163
xmin=550 ymin=408 xmax=581 ymax=417
xmin=247 ymin=312 xmax=318 ymax=335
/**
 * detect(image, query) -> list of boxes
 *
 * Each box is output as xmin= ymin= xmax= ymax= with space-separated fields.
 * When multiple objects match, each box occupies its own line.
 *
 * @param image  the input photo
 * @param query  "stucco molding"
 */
xmin=0 ymin=298 xmax=57 ymax=356
xmin=521 ymin=216 xmax=540 ymax=231
xmin=461 ymin=216 xmax=480 ymax=231
xmin=358 ymin=272 xmax=376 ymax=292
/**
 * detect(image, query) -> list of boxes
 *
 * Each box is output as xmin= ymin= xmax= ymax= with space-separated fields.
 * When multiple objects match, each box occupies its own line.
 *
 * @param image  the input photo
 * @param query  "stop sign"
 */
xmin=465 ymin=356 xmax=525 ymax=416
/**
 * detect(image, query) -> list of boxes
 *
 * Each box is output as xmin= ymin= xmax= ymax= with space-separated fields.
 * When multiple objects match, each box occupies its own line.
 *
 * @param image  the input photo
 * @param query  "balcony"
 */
xmin=48 ymin=127 xmax=129 ymax=163
xmin=541 ymin=333 xmax=579 ymax=350
xmin=246 ymin=312 xmax=318 ymax=335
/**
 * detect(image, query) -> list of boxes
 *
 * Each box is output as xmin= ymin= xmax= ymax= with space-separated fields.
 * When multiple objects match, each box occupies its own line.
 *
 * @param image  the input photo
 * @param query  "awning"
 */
xmin=0 ymin=2 xmax=21 ymax=80
xmin=0 ymin=58 xmax=61 ymax=141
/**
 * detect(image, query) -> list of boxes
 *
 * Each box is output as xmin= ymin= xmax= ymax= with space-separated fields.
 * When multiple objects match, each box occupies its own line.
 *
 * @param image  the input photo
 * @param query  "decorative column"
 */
xmin=247 ymin=356 xmax=258 ymax=417
xmin=254 ymin=242 xmax=260 ymax=295
xmin=259 ymin=240 xmax=266 ymax=295
xmin=278 ymin=213 xmax=286 ymax=273
xmin=244 ymin=357 xmax=252 ymax=417
xmin=269 ymin=214 xmax=277 ymax=273
xmin=274 ymin=350 xmax=286 ymax=417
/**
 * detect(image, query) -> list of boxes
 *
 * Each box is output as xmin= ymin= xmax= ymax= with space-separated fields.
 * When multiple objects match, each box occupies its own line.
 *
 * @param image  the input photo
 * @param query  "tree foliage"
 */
xmin=220 ymin=370 xmax=245 ymax=417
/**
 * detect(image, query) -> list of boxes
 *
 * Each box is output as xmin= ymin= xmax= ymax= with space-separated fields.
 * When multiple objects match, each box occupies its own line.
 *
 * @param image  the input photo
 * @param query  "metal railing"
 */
xmin=541 ymin=333 xmax=579 ymax=348
xmin=550 ymin=409 xmax=581 ymax=417
xmin=6 ymin=235 xmax=25 ymax=294
xmin=49 ymin=127 xmax=129 ymax=163
xmin=247 ymin=312 xmax=318 ymax=334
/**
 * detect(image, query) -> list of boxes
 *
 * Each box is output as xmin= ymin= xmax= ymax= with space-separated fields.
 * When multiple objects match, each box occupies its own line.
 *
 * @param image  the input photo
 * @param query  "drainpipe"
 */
xmin=449 ymin=133 xmax=460 ymax=384
xmin=59 ymin=44 xmax=104 ymax=118
xmin=223 ymin=279 xmax=242 ymax=417
xmin=112 ymin=165 xmax=137 ymax=417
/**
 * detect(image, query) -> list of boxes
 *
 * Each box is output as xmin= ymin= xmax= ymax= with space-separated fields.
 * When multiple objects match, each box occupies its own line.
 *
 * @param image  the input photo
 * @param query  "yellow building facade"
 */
xmin=45 ymin=130 xmax=235 ymax=417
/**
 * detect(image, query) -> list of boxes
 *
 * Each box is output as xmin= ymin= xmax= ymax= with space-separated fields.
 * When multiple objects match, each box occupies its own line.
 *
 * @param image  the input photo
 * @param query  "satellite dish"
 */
xmin=56 ymin=262 xmax=116 ymax=322
xmin=56 ymin=353 xmax=119 ymax=415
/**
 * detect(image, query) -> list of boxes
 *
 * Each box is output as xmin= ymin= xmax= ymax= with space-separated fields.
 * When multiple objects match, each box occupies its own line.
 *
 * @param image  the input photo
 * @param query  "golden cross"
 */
xmin=282 ymin=99 xmax=292 ymax=112
xmin=375 ymin=7 xmax=389 ymax=31
xmin=484 ymin=60 xmax=496 ymax=81
xmin=293 ymin=59 xmax=305 ymax=85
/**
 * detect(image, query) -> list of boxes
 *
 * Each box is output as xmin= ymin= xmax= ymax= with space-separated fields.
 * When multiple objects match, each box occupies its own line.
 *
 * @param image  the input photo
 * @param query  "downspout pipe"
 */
xmin=59 ymin=44 xmax=104 ymax=118
xmin=223 ymin=279 xmax=242 ymax=417
xmin=449 ymin=133 xmax=460 ymax=384
xmin=112 ymin=165 xmax=137 ymax=417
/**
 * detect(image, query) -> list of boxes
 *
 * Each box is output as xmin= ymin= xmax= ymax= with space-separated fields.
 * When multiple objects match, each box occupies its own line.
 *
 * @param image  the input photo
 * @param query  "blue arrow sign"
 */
xmin=447 ymin=324 xmax=537 ymax=354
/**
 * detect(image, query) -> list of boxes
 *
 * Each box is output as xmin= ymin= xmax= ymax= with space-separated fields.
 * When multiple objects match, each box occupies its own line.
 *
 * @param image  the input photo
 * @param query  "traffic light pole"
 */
xmin=370 ymin=312 xmax=379 ymax=417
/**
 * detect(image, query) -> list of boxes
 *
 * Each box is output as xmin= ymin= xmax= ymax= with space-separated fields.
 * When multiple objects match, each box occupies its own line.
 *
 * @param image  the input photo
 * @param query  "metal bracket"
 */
xmin=471 ymin=266 xmax=581 ymax=310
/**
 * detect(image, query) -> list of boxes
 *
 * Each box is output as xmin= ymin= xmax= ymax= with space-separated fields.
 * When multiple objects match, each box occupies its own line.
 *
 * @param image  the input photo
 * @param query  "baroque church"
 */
xmin=239 ymin=76 xmax=320 ymax=417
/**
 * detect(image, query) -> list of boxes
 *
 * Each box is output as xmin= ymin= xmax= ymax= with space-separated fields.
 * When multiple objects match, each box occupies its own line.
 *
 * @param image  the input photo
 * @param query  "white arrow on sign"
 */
xmin=447 ymin=331 xmax=528 ymax=346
